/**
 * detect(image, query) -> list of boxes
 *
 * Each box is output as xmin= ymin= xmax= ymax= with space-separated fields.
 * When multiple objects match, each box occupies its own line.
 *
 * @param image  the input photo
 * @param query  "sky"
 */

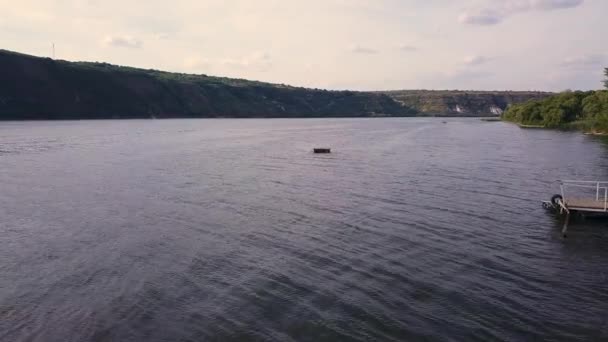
xmin=1 ymin=0 xmax=606 ymax=91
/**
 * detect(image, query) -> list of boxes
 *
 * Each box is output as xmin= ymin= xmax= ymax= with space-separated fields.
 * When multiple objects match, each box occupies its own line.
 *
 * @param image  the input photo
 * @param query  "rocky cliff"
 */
xmin=384 ymin=90 xmax=551 ymax=116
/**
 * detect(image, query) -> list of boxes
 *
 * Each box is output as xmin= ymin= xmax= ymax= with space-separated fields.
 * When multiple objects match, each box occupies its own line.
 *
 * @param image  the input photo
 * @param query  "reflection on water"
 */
xmin=1 ymin=118 xmax=608 ymax=341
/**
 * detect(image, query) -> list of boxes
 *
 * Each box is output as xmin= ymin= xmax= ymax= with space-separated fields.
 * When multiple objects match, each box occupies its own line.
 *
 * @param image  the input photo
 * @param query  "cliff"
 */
xmin=0 ymin=49 xmax=551 ymax=120
xmin=385 ymin=90 xmax=551 ymax=116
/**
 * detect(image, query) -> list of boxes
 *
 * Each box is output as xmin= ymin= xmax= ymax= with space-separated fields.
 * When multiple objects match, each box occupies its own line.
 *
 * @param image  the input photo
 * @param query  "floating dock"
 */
xmin=313 ymin=148 xmax=331 ymax=154
xmin=543 ymin=180 xmax=608 ymax=237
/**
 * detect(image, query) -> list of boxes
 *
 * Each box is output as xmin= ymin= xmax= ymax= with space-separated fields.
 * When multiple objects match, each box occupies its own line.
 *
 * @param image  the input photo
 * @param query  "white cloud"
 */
xmin=183 ymin=52 xmax=273 ymax=72
xmin=458 ymin=10 xmax=503 ymax=25
xmin=102 ymin=35 xmax=142 ymax=49
xmin=155 ymin=33 xmax=171 ymax=40
xmin=183 ymin=56 xmax=212 ymax=70
xmin=464 ymin=55 xmax=493 ymax=66
xmin=220 ymin=52 xmax=272 ymax=71
xmin=561 ymin=54 xmax=607 ymax=69
xmin=350 ymin=44 xmax=379 ymax=54
xmin=532 ymin=0 xmax=584 ymax=10
xmin=449 ymin=70 xmax=494 ymax=82
xmin=459 ymin=0 xmax=584 ymax=25
xmin=398 ymin=45 xmax=418 ymax=52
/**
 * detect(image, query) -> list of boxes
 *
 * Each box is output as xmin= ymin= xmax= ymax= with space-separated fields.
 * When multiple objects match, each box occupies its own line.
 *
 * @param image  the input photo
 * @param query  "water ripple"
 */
xmin=2 ymin=119 xmax=608 ymax=341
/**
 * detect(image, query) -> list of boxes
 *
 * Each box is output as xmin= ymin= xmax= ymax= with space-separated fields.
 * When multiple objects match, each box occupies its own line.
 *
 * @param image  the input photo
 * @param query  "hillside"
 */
xmin=0 ymin=49 xmax=551 ymax=120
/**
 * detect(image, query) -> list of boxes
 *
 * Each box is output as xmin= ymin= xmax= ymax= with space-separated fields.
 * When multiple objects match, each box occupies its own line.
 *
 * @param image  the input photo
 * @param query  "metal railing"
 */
xmin=560 ymin=180 xmax=608 ymax=211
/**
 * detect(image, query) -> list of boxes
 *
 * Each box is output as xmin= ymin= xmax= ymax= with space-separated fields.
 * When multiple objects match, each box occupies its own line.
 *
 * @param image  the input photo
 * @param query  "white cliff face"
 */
xmin=489 ymin=105 xmax=503 ymax=115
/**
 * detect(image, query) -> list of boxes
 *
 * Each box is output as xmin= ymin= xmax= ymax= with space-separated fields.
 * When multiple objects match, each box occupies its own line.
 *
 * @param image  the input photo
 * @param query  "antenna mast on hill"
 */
xmin=52 ymin=43 xmax=55 ymax=59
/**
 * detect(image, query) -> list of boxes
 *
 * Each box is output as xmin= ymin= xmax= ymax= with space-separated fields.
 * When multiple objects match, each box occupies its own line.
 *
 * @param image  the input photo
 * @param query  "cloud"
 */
xmin=350 ymin=44 xmax=379 ymax=54
xmin=463 ymin=55 xmax=493 ymax=66
xmin=102 ymin=35 xmax=142 ymax=49
xmin=424 ymin=69 xmax=495 ymax=89
xmin=398 ymin=45 xmax=418 ymax=52
xmin=452 ymin=70 xmax=494 ymax=80
xmin=183 ymin=52 xmax=273 ymax=72
xmin=545 ymin=68 xmax=606 ymax=91
xmin=155 ymin=33 xmax=171 ymax=40
xmin=560 ymin=54 xmax=607 ymax=69
xmin=459 ymin=0 xmax=584 ymax=26
xmin=532 ymin=0 xmax=584 ymax=10
xmin=458 ymin=10 xmax=503 ymax=25
xmin=220 ymin=52 xmax=272 ymax=71
xmin=183 ymin=56 xmax=212 ymax=70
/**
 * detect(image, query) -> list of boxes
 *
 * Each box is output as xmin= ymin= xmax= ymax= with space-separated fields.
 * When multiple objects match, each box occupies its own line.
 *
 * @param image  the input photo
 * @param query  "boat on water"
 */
xmin=543 ymin=180 xmax=608 ymax=237
xmin=313 ymin=148 xmax=331 ymax=154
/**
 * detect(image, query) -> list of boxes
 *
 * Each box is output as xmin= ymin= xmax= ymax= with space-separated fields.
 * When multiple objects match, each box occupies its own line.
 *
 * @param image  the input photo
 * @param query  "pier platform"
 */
xmin=544 ymin=180 xmax=608 ymax=237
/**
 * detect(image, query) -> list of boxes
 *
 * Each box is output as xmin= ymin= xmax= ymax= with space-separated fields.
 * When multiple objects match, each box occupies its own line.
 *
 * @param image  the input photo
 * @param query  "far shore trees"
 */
xmin=503 ymin=68 xmax=608 ymax=132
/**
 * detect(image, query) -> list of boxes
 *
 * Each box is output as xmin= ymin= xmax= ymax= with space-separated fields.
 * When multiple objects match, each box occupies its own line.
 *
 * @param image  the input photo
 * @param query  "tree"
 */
xmin=604 ymin=68 xmax=608 ymax=89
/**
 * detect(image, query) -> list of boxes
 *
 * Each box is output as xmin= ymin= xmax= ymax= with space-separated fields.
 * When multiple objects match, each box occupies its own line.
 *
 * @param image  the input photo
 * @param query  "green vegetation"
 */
xmin=502 ymin=91 xmax=608 ymax=133
xmin=0 ymin=49 xmax=552 ymax=120
xmin=502 ymin=68 xmax=608 ymax=133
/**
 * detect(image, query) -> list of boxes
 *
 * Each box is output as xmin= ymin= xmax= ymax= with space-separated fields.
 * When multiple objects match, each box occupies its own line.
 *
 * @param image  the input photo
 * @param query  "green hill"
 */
xmin=0 ymin=49 xmax=552 ymax=120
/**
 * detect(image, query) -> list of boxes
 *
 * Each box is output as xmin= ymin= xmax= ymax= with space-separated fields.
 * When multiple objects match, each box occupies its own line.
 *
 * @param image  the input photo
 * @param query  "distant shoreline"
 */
xmin=0 ymin=116 xmax=501 ymax=123
xmin=0 ymin=48 xmax=551 ymax=121
xmin=502 ymin=119 xmax=608 ymax=135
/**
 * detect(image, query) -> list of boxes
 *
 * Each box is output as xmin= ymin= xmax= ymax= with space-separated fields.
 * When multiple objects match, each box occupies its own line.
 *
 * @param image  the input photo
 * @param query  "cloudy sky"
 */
xmin=1 ymin=0 xmax=605 ymax=91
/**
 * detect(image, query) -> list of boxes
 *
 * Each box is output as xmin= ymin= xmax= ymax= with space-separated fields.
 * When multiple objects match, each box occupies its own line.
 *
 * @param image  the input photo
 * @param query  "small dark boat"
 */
xmin=313 ymin=148 xmax=331 ymax=154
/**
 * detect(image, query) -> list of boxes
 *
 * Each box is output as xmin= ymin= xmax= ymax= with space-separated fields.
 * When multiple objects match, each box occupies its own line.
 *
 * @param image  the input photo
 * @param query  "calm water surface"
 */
xmin=1 ymin=118 xmax=608 ymax=341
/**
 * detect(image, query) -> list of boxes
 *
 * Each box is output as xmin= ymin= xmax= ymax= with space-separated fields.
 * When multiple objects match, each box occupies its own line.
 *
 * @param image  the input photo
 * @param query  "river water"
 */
xmin=1 ymin=118 xmax=608 ymax=341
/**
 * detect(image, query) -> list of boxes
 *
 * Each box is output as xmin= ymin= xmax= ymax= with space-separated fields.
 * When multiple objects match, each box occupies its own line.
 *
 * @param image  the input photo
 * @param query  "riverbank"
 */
xmin=502 ymin=118 xmax=608 ymax=135
xmin=501 ymin=90 xmax=608 ymax=134
xmin=517 ymin=123 xmax=546 ymax=129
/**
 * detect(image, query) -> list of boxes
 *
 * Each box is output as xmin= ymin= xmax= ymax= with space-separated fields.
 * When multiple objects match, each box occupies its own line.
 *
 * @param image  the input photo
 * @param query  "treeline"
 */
xmin=502 ymin=68 xmax=608 ymax=132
